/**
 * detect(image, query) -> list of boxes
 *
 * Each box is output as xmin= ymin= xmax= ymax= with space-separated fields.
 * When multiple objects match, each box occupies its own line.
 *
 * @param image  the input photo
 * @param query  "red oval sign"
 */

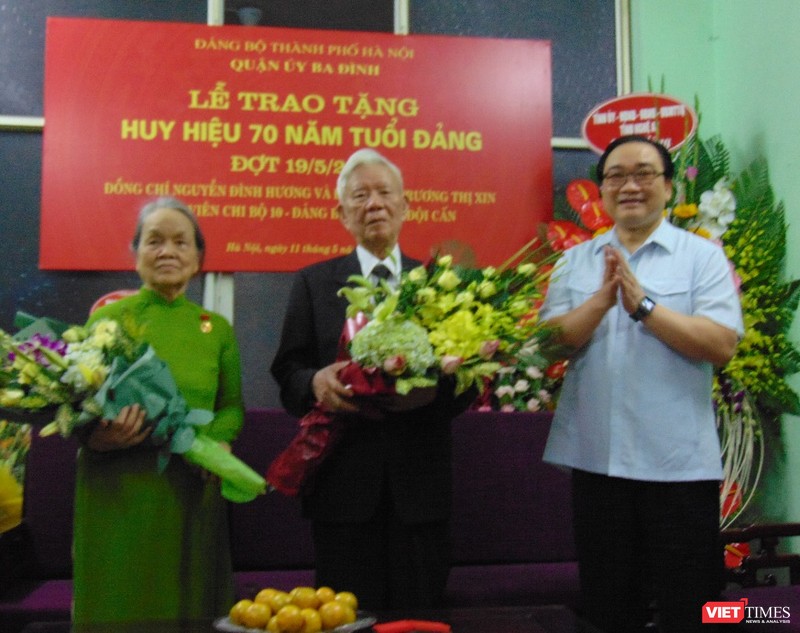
xmin=581 ymin=93 xmax=697 ymax=155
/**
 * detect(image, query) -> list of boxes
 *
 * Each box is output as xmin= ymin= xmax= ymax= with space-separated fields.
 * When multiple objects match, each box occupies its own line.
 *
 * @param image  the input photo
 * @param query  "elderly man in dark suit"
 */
xmin=271 ymin=149 xmax=468 ymax=610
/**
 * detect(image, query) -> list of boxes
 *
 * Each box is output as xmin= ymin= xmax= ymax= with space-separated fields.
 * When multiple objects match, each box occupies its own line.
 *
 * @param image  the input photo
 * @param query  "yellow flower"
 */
xmin=477 ymin=280 xmax=498 ymax=299
xmin=415 ymin=287 xmax=437 ymax=304
xmin=0 ymin=388 xmax=25 ymax=407
xmin=90 ymin=319 xmax=120 ymax=348
xmin=673 ymin=203 xmax=699 ymax=219
xmin=517 ymin=263 xmax=536 ymax=276
xmin=507 ymin=298 xmax=532 ymax=318
xmin=62 ymin=325 xmax=88 ymax=343
xmin=0 ymin=465 xmax=23 ymax=533
xmin=408 ymin=266 xmax=427 ymax=283
xmin=17 ymin=360 xmax=41 ymax=384
xmin=78 ymin=363 xmax=108 ymax=390
xmin=454 ymin=291 xmax=475 ymax=307
xmin=691 ymin=226 xmax=713 ymax=239
xmin=436 ymin=269 xmax=461 ymax=291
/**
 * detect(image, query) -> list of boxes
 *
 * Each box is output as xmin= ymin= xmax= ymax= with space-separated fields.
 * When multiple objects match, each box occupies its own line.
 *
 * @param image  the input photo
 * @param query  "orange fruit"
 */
xmin=276 ymin=604 xmax=305 ymax=633
xmin=229 ymin=599 xmax=253 ymax=625
xmin=299 ymin=607 xmax=323 ymax=633
xmin=318 ymin=600 xmax=347 ymax=630
xmin=332 ymin=603 xmax=356 ymax=624
xmin=264 ymin=589 xmax=292 ymax=614
xmin=335 ymin=591 xmax=358 ymax=611
xmin=255 ymin=587 xmax=279 ymax=605
xmin=267 ymin=614 xmax=281 ymax=633
xmin=315 ymin=586 xmax=336 ymax=604
xmin=241 ymin=601 xmax=272 ymax=629
xmin=290 ymin=585 xmax=321 ymax=610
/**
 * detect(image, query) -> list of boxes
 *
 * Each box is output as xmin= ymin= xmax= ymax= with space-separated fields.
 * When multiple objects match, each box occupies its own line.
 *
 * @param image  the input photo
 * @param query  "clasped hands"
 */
xmin=600 ymin=245 xmax=648 ymax=316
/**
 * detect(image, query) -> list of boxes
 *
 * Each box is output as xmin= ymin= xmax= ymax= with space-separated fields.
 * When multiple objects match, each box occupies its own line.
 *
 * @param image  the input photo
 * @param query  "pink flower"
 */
xmin=686 ymin=165 xmax=698 ymax=181
xmin=440 ymin=355 xmax=464 ymax=375
xmin=479 ymin=340 xmax=500 ymax=360
xmin=526 ymin=398 xmax=541 ymax=412
xmin=501 ymin=404 xmax=516 ymax=413
xmin=383 ymin=355 xmax=407 ymax=376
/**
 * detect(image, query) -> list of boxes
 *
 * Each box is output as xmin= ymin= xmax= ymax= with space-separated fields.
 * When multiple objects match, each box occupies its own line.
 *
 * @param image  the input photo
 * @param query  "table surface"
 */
xmin=22 ymin=605 xmax=602 ymax=633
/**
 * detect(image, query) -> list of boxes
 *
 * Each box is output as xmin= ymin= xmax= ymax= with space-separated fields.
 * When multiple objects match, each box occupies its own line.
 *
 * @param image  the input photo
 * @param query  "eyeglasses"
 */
xmin=601 ymin=168 xmax=665 ymax=189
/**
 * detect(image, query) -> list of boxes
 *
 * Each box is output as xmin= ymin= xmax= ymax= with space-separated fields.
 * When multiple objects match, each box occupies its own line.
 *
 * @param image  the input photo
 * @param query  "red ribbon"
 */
xmin=266 ymin=361 xmax=398 ymax=496
xmin=373 ymin=620 xmax=451 ymax=633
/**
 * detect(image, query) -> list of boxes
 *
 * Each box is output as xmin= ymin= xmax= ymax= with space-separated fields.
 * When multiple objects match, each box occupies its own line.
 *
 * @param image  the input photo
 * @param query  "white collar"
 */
xmin=356 ymin=244 xmax=402 ymax=278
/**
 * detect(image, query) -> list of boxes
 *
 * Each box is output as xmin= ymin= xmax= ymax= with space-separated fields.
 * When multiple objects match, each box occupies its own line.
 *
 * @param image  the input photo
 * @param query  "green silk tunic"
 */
xmin=72 ymin=288 xmax=244 ymax=624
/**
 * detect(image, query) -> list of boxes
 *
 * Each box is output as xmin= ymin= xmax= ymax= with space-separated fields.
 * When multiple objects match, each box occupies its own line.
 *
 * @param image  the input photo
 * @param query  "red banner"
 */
xmin=41 ymin=18 xmax=552 ymax=272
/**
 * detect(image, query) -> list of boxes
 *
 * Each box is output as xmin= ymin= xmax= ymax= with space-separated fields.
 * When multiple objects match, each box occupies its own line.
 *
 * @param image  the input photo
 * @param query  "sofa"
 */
xmin=0 ymin=409 xmax=578 ymax=632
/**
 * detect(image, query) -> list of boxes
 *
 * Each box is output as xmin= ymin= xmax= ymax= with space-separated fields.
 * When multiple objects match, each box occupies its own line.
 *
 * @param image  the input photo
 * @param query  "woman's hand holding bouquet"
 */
xmin=0 ymin=313 xmax=265 ymax=503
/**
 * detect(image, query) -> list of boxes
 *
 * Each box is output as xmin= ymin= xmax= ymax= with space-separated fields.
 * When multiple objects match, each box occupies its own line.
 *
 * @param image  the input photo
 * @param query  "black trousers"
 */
xmin=311 ymin=490 xmax=450 ymax=611
xmin=571 ymin=469 xmax=723 ymax=633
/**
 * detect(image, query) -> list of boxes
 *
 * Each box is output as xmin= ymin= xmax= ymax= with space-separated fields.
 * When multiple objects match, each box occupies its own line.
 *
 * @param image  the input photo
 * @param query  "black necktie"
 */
xmin=371 ymin=264 xmax=392 ymax=281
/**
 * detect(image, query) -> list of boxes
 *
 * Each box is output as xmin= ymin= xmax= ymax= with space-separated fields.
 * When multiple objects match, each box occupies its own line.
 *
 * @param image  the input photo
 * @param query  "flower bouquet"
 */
xmin=0 ymin=313 xmax=266 ymax=503
xmin=266 ymin=239 xmax=559 ymax=496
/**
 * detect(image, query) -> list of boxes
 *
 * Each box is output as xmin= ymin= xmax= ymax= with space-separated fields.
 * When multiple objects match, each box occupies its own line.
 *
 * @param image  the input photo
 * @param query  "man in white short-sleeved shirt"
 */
xmin=540 ymin=135 xmax=743 ymax=633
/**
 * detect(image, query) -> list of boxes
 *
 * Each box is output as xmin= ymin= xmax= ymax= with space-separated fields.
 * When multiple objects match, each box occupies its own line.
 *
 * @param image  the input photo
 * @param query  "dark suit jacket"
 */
xmin=270 ymin=250 xmax=469 ymax=523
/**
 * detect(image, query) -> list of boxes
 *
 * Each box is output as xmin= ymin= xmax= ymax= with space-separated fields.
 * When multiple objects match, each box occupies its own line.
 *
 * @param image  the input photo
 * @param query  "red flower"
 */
xmin=565 ymin=179 xmax=601 ymax=211
xmin=545 ymin=360 xmax=568 ymax=380
xmin=721 ymin=481 xmax=742 ymax=519
xmin=578 ymin=199 xmax=613 ymax=231
xmin=724 ymin=542 xmax=750 ymax=569
xmin=546 ymin=221 xmax=592 ymax=252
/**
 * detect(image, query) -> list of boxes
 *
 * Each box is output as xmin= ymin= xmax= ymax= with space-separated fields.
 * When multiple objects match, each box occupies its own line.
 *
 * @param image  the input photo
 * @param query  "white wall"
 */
xmin=631 ymin=0 xmax=800 ymax=524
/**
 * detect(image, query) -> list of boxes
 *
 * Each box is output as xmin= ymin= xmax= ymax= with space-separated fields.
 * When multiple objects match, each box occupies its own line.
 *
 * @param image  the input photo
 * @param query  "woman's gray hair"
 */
xmin=336 ymin=149 xmax=404 ymax=202
xmin=131 ymin=197 xmax=206 ymax=265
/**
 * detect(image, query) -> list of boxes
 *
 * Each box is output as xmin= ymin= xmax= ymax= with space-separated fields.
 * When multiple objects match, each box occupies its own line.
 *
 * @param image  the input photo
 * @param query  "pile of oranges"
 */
xmin=229 ymin=585 xmax=359 ymax=632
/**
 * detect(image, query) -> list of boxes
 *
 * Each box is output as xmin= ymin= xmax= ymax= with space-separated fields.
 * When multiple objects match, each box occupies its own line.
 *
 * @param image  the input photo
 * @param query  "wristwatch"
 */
xmin=629 ymin=296 xmax=656 ymax=321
